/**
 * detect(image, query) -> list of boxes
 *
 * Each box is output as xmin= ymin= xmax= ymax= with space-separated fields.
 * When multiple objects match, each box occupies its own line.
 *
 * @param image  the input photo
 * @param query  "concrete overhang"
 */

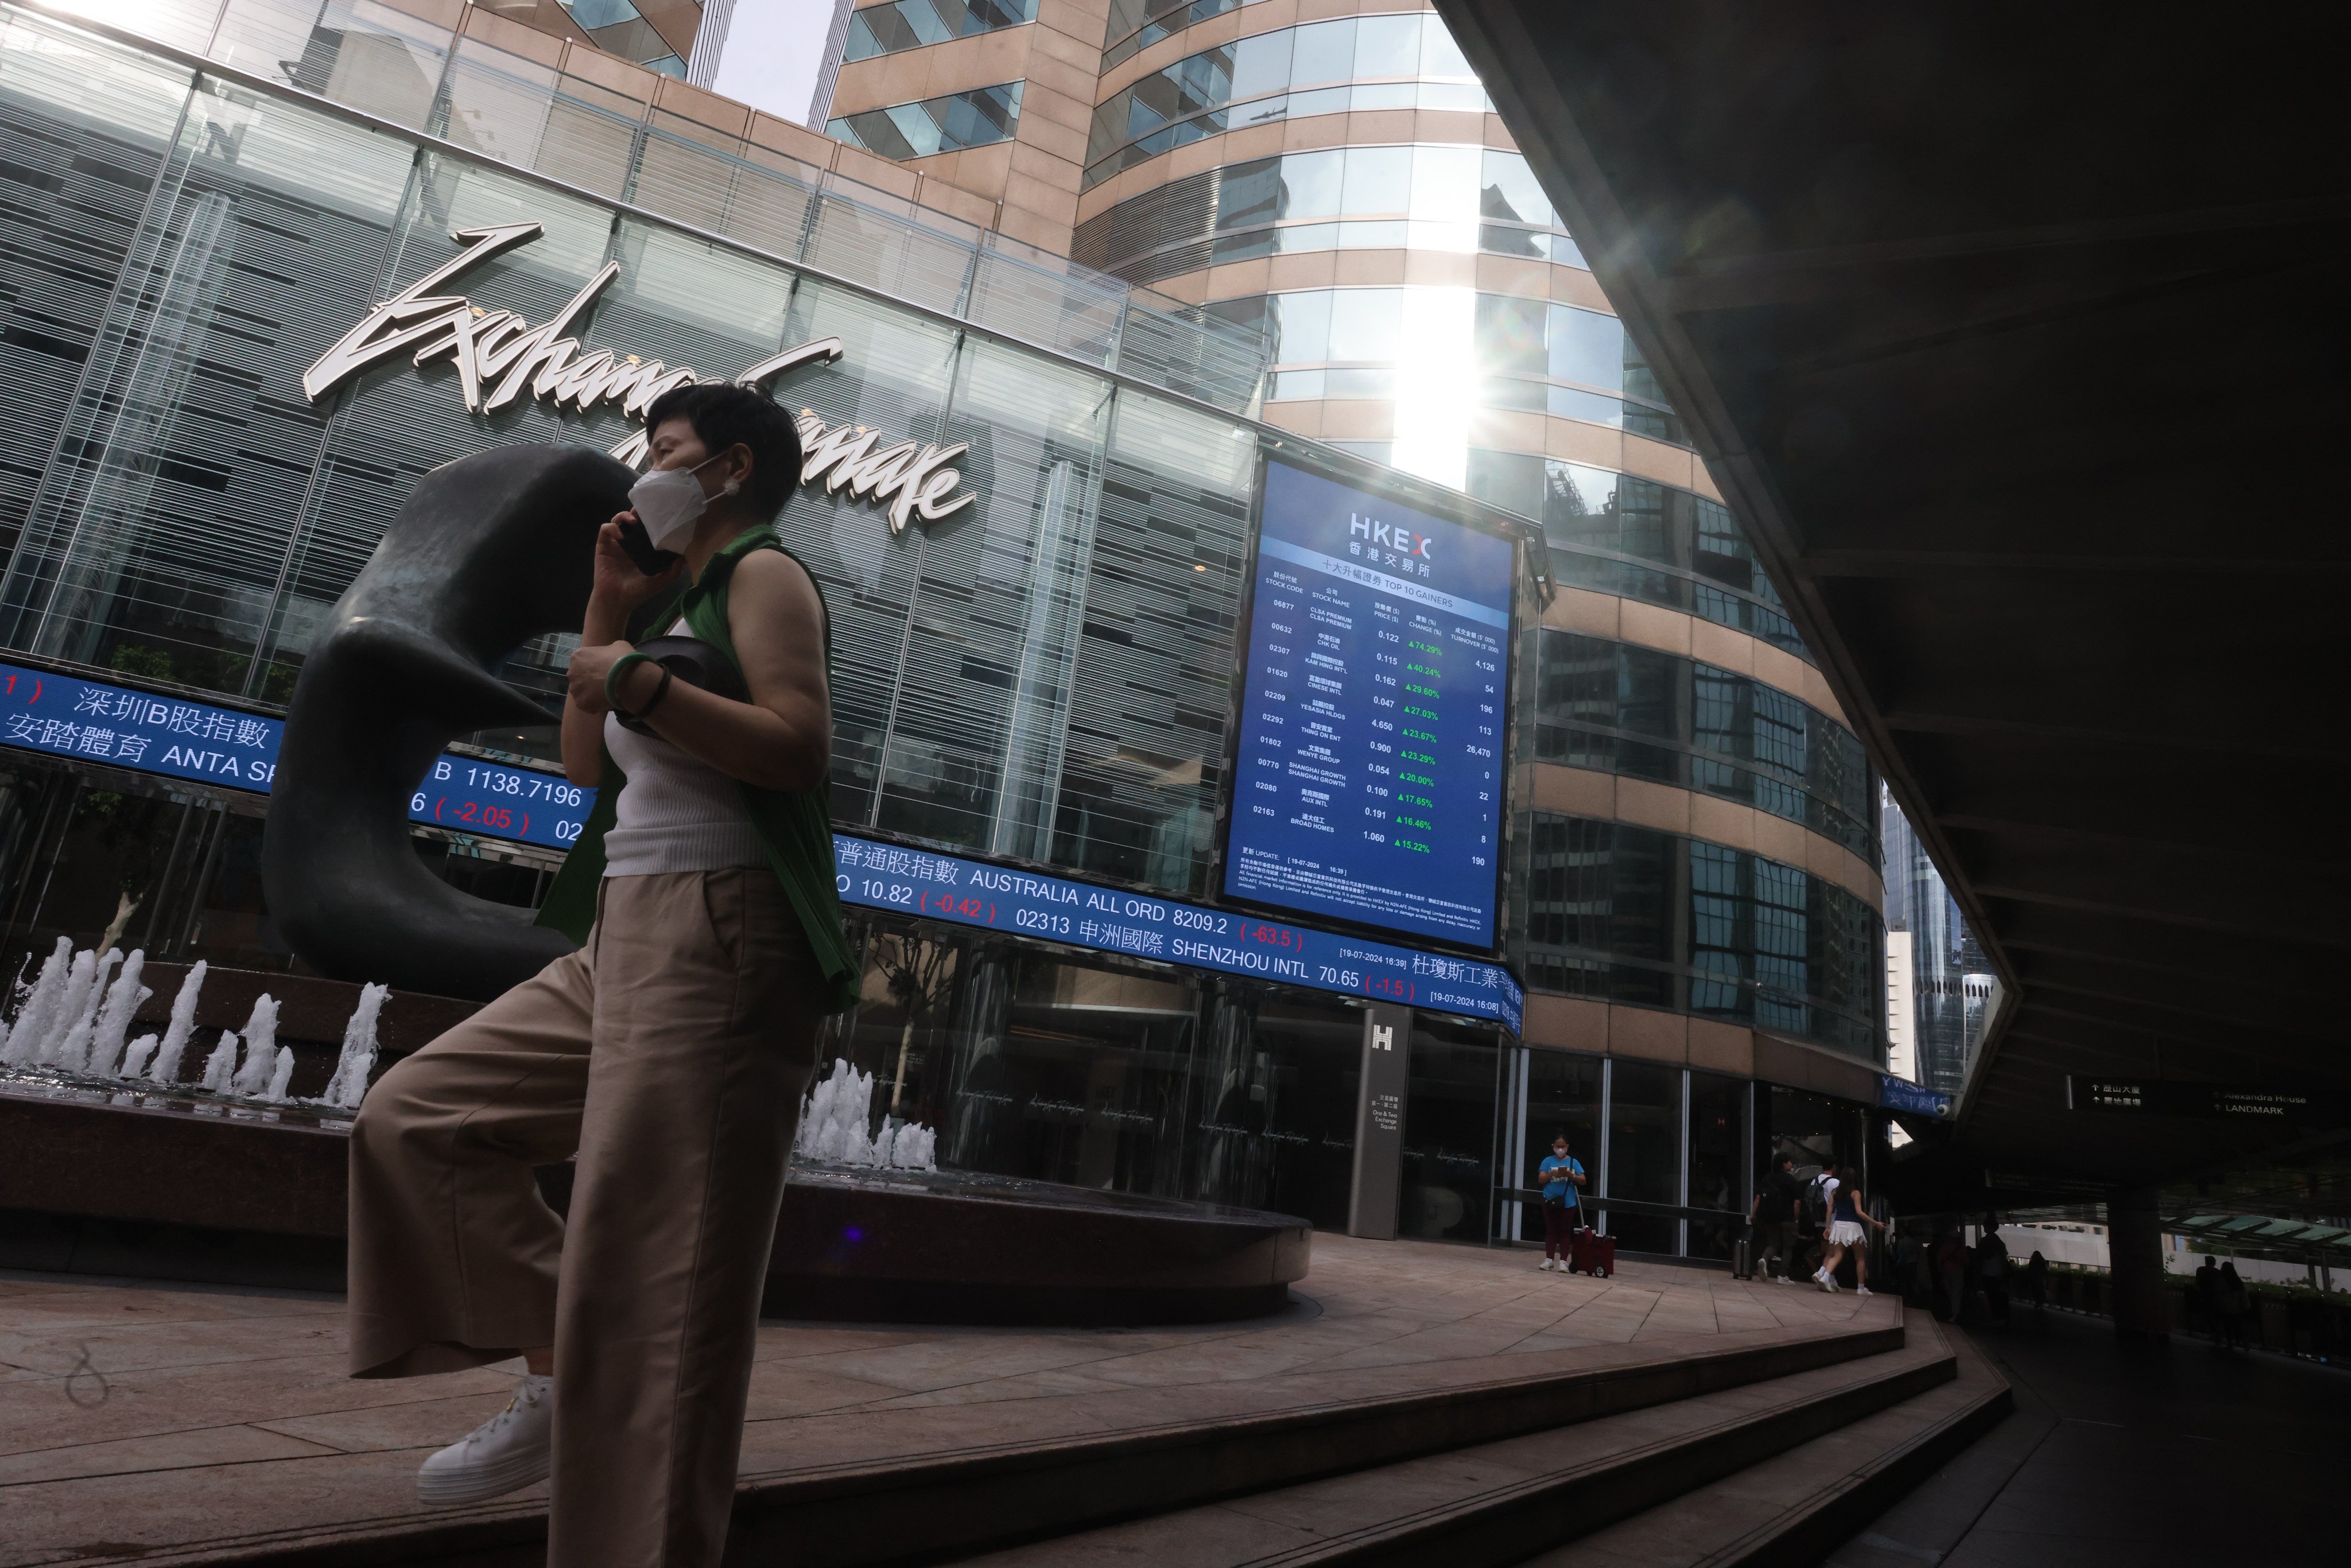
xmin=1436 ymin=1 xmax=2351 ymax=1201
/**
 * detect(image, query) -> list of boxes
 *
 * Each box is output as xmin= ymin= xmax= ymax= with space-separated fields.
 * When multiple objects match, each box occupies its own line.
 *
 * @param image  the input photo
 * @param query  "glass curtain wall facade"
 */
xmin=0 ymin=1 xmax=1515 ymax=1236
xmin=1061 ymin=0 xmax=1889 ymax=1259
xmin=0 ymin=0 xmax=1893 ymax=1259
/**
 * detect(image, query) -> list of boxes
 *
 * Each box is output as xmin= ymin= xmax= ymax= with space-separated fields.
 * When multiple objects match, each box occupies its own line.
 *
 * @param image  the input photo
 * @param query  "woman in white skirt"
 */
xmin=1812 ymin=1158 xmax=1888 ymax=1295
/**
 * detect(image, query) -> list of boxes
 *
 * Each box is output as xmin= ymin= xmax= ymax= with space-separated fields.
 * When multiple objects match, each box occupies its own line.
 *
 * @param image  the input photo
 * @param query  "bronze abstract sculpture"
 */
xmin=261 ymin=444 xmax=631 ymax=1001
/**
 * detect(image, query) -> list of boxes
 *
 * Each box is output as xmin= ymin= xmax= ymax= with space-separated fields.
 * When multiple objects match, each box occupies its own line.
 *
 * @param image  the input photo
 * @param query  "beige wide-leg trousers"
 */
xmin=347 ymin=868 xmax=829 ymax=1568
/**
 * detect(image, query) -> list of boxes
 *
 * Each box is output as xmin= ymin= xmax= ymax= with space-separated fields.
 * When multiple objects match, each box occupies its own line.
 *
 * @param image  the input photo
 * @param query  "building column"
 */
xmin=1347 ymin=1004 xmax=1413 ymax=1240
xmin=2108 ymin=1183 xmax=2171 ymax=1344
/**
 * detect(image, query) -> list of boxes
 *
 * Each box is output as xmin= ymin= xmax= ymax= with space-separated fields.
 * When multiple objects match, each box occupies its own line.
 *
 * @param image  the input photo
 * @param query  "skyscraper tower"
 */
xmin=1881 ymin=784 xmax=1999 ymax=1096
xmin=821 ymin=6 xmax=1889 ymax=1185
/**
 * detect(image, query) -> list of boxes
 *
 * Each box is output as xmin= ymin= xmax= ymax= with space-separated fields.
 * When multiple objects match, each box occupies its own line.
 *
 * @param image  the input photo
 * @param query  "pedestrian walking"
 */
xmin=2220 ymin=1260 xmax=2253 ymax=1349
xmin=1749 ymin=1153 xmax=1804 ymax=1284
xmin=1935 ymin=1229 xmax=1970 ymax=1322
xmin=2195 ymin=1255 xmax=2226 ymax=1342
xmin=1977 ymin=1227 xmax=2012 ymax=1325
xmin=345 ymin=384 xmax=858 ymax=1568
xmin=1809 ymin=1159 xmax=1888 ymax=1294
xmin=1535 ymin=1135 xmax=1587 ymax=1272
xmin=2024 ymin=1249 xmax=2049 ymax=1316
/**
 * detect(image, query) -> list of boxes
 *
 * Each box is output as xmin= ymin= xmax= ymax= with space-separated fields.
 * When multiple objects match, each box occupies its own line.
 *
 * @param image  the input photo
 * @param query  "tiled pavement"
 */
xmin=0 ymin=1235 xmax=1887 ymax=1566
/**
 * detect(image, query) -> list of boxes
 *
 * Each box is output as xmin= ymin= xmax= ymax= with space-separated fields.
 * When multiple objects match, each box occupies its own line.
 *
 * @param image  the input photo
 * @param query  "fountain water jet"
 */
xmin=147 ymin=961 xmax=207 ymax=1084
xmin=34 ymin=949 xmax=96 ymax=1068
xmin=793 ymin=1059 xmax=937 ymax=1171
xmin=322 ymin=982 xmax=388 ymax=1109
xmin=119 ymin=1034 xmax=160 ymax=1079
xmin=198 ymin=1031 xmax=240 ymax=1094
xmin=84 ymin=952 xmax=149 ymax=1079
xmin=229 ymin=996 xmax=281 ymax=1097
xmin=52 ymin=949 xmax=121 ymax=1074
xmin=3 ymin=938 xmax=72 ymax=1069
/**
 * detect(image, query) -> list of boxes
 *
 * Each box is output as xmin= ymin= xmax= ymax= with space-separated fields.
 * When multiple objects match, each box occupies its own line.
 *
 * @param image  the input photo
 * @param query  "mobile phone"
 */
xmin=615 ymin=517 xmax=680 ymax=576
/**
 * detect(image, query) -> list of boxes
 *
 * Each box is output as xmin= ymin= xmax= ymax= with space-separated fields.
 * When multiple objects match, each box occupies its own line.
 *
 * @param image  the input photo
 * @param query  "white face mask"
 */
xmin=629 ymin=449 xmax=736 ymax=550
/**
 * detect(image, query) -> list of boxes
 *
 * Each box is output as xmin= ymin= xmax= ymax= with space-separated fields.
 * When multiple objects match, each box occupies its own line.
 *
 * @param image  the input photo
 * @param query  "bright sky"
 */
xmin=708 ymin=0 xmax=845 ymax=127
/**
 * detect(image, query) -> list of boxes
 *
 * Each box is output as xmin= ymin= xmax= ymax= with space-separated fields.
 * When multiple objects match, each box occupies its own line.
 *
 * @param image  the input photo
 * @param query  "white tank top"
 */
xmin=599 ymin=622 xmax=765 ymax=876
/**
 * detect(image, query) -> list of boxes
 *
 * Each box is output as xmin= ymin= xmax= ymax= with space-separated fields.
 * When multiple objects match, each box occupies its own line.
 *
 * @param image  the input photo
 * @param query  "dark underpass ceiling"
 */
xmin=1435 ymin=2 xmax=2351 ymax=1203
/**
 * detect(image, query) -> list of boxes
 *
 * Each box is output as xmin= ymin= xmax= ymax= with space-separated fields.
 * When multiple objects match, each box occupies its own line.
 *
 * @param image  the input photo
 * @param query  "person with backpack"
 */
xmin=1934 ymin=1228 xmax=1970 ymax=1321
xmin=1977 ymin=1225 xmax=2011 ymax=1325
xmin=1749 ymin=1153 xmax=1805 ymax=1284
xmin=346 ymin=383 xmax=857 ymax=1568
xmin=2195 ymin=1255 xmax=2227 ymax=1341
xmin=2220 ymin=1260 xmax=2253 ymax=1349
xmin=1535 ymin=1134 xmax=1587 ymax=1271
xmin=1809 ymin=1158 xmax=1887 ymax=1294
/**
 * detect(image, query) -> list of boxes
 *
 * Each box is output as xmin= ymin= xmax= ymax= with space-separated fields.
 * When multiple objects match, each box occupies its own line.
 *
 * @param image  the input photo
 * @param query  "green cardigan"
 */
xmin=534 ymin=525 xmax=860 ymax=1014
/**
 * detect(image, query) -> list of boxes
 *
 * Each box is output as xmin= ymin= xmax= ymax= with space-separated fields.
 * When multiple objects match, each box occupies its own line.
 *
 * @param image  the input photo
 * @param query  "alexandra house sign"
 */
xmin=303 ymin=222 xmax=974 ymax=533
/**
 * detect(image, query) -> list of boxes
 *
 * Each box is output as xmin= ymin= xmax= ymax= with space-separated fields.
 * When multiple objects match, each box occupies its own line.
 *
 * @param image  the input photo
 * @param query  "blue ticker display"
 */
xmin=0 ymin=661 xmax=588 ymax=851
xmin=832 ymin=836 xmax=1521 ymax=1030
xmin=0 ymin=663 xmax=1525 ymax=1030
xmin=1223 ymin=461 xmax=1515 ymax=949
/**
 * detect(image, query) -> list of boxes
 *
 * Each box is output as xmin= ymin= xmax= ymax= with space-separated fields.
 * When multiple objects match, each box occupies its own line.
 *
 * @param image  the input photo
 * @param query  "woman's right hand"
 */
xmin=591 ymin=514 xmax=680 ymax=613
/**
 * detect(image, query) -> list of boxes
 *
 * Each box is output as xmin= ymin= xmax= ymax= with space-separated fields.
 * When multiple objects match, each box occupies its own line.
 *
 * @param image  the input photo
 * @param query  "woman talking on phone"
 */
xmin=344 ymin=383 xmax=859 ymax=1568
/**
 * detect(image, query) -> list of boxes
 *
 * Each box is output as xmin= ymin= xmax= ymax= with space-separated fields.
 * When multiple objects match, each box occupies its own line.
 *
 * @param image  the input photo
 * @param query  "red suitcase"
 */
xmin=1569 ymin=1227 xmax=1616 ymax=1278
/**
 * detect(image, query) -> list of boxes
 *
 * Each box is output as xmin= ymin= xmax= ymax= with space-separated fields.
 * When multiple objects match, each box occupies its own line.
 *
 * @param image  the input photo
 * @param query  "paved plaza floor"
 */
xmin=0 ymin=1235 xmax=1887 ymax=1566
xmin=1830 ymin=1301 xmax=2351 ymax=1568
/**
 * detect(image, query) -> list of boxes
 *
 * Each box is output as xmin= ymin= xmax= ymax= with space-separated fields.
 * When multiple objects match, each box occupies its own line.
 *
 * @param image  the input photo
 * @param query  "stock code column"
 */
xmin=1223 ymin=461 xmax=1516 ymax=951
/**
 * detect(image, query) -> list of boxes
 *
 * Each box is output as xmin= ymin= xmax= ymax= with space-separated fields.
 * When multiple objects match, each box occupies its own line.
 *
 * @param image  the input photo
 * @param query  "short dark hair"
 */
xmin=1776 ymin=1154 xmax=1795 ymax=1168
xmin=642 ymin=381 xmax=804 ymax=519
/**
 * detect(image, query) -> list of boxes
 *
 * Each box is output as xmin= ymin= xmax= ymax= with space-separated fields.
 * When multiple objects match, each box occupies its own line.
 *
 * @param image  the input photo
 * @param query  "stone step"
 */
xmin=933 ymin=1309 xmax=1961 ymax=1568
xmin=124 ymin=1304 xmax=1907 ymax=1568
xmin=1526 ymin=1317 xmax=2012 ymax=1568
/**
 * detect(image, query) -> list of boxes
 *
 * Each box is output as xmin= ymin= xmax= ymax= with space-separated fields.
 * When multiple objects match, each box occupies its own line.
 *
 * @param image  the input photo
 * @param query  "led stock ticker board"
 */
xmin=1224 ymin=461 xmax=1515 ymax=949
xmin=0 ymin=667 xmax=1526 ymax=1027
xmin=0 ymin=662 xmax=587 ymax=852
xmin=832 ymin=837 xmax=1522 ymax=1030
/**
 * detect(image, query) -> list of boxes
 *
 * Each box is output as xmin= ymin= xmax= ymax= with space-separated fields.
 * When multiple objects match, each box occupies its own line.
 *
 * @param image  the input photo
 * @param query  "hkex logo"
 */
xmin=1350 ymin=513 xmax=1434 ymax=559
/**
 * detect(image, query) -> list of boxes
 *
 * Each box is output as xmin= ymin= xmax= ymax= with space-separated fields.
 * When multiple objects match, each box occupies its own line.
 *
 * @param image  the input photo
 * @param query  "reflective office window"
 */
xmin=0 ymin=24 xmax=186 ymax=575
xmin=1402 ymin=1018 xmax=1497 ymax=1241
xmin=1049 ymin=391 xmax=1253 ymax=896
xmin=1521 ymin=814 xmax=1882 ymax=1061
xmin=1073 ymin=145 xmax=1572 ymax=278
xmin=1686 ymin=1071 xmax=1745 ymax=1259
xmin=830 ymin=81 xmax=1025 ymax=158
xmin=1228 ymin=24 xmax=1293 ymax=100
xmin=1473 ymin=295 xmax=1549 ymax=381
xmin=773 ymin=280 xmax=962 ymax=828
xmin=1533 ymin=630 xmax=1879 ymax=859
xmin=1513 ymin=1047 xmax=1601 ymax=1243
xmin=871 ymin=341 xmax=1110 ymax=853
xmin=1084 ymin=18 xmax=1499 ymax=187
xmin=843 ymin=932 xmax=1202 ymax=1194
xmin=1340 ymin=145 xmax=1410 ymax=215
xmin=1481 ymin=149 xmax=1550 ymax=225
xmin=1762 ymin=1084 xmax=1866 ymax=1186
xmin=1606 ymin=1058 xmax=1680 ymax=1253
xmin=3 ymin=79 xmax=413 ymax=698
xmin=845 ymin=0 xmax=1038 ymax=61
xmin=1193 ymin=988 xmax=1360 ymax=1228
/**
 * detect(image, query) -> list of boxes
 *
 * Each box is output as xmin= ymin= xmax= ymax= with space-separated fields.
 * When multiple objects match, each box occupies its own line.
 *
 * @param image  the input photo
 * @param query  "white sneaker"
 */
xmin=417 ymin=1374 xmax=553 ymax=1506
xmin=1816 ymin=1268 xmax=1840 ymax=1293
xmin=1855 ymin=1284 xmax=1873 ymax=1297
